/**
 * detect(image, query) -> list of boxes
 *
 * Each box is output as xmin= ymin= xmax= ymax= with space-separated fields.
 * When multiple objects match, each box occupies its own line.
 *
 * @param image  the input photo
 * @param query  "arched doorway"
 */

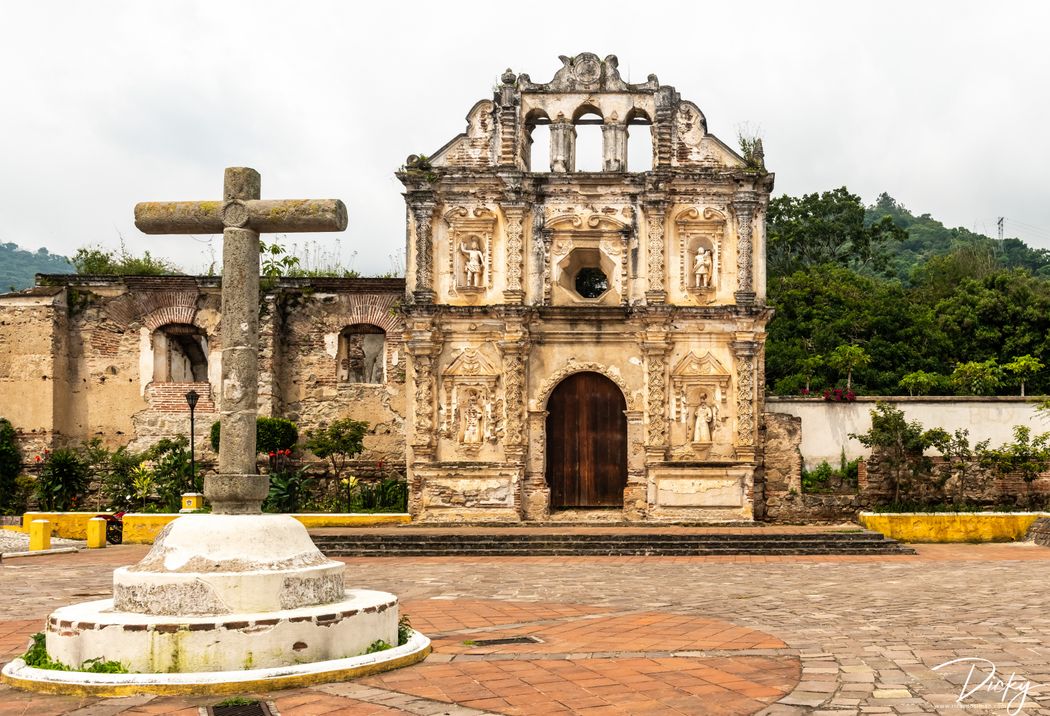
xmin=545 ymin=371 xmax=628 ymax=508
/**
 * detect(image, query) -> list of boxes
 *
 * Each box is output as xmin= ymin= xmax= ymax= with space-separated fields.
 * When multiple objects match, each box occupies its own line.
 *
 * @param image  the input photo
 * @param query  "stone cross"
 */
xmin=135 ymin=167 xmax=347 ymax=514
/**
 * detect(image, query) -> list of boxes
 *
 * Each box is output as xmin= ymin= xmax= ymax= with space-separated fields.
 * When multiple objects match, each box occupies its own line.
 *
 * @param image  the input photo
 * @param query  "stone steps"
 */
xmin=312 ymin=531 xmax=914 ymax=557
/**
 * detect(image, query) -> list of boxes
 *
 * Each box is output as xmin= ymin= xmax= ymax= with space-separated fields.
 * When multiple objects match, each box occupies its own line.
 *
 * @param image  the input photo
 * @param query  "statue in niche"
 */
xmin=459 ymin=238 xmax=485 ymax=288
xmin=693 ymin=246 xmax=713 ymax=288
xmin=692 ymin=393 xmax=718 ymax=443
xmin=461 ymin=388 xmax=486 ymax=444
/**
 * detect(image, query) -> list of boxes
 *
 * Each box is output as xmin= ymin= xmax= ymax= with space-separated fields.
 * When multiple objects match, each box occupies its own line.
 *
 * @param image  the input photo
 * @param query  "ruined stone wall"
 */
xmin=278 ymin=281 xmax=406 ymax=468
xmin=0 ymin=277 xmax=408 ymax=472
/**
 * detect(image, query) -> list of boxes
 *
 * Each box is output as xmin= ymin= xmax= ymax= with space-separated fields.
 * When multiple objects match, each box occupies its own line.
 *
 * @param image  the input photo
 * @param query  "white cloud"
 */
xmin=1 ymin=0 xmax=1048 ymax=275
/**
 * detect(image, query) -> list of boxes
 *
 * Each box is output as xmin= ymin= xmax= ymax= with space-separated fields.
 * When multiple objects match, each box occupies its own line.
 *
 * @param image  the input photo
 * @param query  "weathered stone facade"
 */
xmin=0 ymin=276 xmax=406 ymax=468
xmin=399 ymin=54 xmax=774 ymax=522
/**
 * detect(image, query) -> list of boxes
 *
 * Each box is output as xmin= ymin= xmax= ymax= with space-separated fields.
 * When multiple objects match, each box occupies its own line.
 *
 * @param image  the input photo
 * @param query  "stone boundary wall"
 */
xmin=767 ymin=396 xmax=1048 ymax=468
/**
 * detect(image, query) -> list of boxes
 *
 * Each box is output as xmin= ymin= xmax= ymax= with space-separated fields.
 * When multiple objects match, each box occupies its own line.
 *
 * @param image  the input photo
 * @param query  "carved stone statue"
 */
xmin=692 ymin=393 xmax=717 ymax=443
xmin=460 ymin=239 xmax=484 ymax=287
xmin=461 ymin=389 xmax=485 ymax=444
xmin=693 ymin=246 xmax=713 ymax=288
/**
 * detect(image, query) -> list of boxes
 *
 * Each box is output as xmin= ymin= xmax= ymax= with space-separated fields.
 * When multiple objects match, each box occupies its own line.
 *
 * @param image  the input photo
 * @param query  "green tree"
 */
xmin=0 ymin=418 xmax=23 ymax=514
xmin=767 ymin=187 xmax=906 ymax=276
xmin=979 ymin=425 xmax=1050 ymax=505
xmin=850 ymin=402 xmax=939 ymax=503
xmin=1003 ymin=355 xmax=1044 ymax=397
xmin=35 ymin=448 xmax=90 ymax=511
xmin=304 ymin=418 xmax=368 ymax=480
xmin=799 ymin=354 xmax=823 ymax=393
xmin=828 ymin=344 xmax=871 ymax=391
xmin=950 ymin=360 xmax=1002 ymax=396
xmin=898 ymin=370 xmax=942 ymax=397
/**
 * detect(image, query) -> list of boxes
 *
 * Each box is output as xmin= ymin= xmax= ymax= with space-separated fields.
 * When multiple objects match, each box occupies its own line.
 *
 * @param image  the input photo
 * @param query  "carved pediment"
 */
xmin=672 ymin=352 xmax=730 ymax=378
xmin=444 ymin=348 xmax=498 ymax=378
xmin=545 ymin=212 xmax=628 ymax=234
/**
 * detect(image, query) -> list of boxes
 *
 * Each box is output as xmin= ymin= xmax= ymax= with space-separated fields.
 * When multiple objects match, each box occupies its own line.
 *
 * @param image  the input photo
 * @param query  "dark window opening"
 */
xmin=575 ymin=267 xmax=608 ymax=298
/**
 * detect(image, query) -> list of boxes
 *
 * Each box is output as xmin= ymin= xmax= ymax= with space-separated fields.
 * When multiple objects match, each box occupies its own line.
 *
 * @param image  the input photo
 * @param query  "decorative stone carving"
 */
xmin=438 ymin=348 xmax=503 ymax=454
xmin=669 ymin=352 xmax=731 ymax=454
xmin=502 ymin=205 xmax=526 ymax=301
xmin=674 ymin=102 xmax=707 ymax=150
xmin=443 ymin=206 xmax=496 ymax=295
xmin=732 ymin=195 xmax=758 ymax=304
xmin=499 ymin=343 xmax=527 ymax=447
xmin=645 ymin=349 xmax=669 ymax=447
xmin=732 ymin=341 xmax=757 ymax=449
xmin=536 ymin=361 xmax=633 ymax=411
xmin=676 ymin=207 xmax=726 ymax=301
xmin=543 ymin=212 xmax=629 ymax=306
xmin=412 ymin=202 xmax=437 ymax=303
xmin=411 ymin=351 xmax=436 ymax=449
xmin=645 ymin=203 xmax=667 ymax=302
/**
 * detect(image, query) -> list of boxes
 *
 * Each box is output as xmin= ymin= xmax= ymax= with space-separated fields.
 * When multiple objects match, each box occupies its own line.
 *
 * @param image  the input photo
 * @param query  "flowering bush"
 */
xmin=821 ymin=387 xmax=856 ymax=402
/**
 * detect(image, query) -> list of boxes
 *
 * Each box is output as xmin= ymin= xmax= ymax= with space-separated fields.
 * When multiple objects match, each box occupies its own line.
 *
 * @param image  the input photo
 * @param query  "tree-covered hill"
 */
xmin=766 ymin=188 xmax=1050 ymax=397
xmin=0 ymin=243 xmax=72 ymax=291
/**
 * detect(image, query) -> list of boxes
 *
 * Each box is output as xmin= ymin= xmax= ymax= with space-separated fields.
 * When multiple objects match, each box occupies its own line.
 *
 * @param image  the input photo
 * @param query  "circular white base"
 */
xmin=2 ymin=631 xmax=430 ymax=697
xmin=46 ymin=589 xmax=398 ymax=673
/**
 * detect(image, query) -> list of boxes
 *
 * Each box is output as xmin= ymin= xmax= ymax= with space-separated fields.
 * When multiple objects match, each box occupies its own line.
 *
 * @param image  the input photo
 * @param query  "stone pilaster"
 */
xmin=502 ymin=204 xmax=526 ymax=303
xmin=411 ymin=201 xmax=437 ymax=304
xmin=497 ymin=70 xmax=521 ymax=167
xmin=644 ymin=201 xmax=668 ymax=304
xmin=732 ymin=335 xmax=758 ymax=461
xmin=523 ymin=409 xmax=550 ymax=520
xmin=732 ymin=193 xmax=758 ymax=306
xmin=642 ymin=318 xmax=671 ymax=459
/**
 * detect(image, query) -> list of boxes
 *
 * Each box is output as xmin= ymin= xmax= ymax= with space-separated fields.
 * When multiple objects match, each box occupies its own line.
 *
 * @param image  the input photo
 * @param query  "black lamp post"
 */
xmin=185 ymin=389 xmax=199 ymax=493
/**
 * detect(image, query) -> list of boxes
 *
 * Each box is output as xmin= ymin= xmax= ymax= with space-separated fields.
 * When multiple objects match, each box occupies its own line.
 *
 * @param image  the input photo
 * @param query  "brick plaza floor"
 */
xmin=2 ymin=542 xmax=1049 ymax=715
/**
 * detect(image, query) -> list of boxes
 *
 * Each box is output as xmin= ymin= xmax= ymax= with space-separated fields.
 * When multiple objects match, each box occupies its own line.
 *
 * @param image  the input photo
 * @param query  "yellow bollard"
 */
xmin=29 ymin=519 xmax=51 ymax=551
xmin=180 ymin=492 xmax=205 ymax=513
xmin=86 ymin=517 xmax=107 ymax=549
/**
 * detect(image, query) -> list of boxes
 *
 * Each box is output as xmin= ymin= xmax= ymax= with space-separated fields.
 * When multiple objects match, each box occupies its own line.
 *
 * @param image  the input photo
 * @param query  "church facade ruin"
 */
xmin=400 ymin=53 xmax=773 ymax=521
xmin=0 ymin=54 xmax=776 ymax=522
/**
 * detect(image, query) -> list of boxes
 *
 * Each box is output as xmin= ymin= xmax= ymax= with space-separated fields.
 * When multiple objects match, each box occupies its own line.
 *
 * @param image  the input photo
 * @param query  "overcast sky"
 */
xmin=2 ymin=1 xmax=1048 ymax=275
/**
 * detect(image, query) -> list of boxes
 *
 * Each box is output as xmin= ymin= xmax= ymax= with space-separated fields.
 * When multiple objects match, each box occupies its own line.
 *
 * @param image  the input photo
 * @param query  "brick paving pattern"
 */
xmin=0 ymin=541 xmax=1048 ymax=714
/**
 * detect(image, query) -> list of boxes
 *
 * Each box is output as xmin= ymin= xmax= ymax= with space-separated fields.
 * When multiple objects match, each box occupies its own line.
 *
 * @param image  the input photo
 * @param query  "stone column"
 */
xmin=497 ymin=70 xmax=521 ymax=167
xmin=602 ymin=122 xmax=627 ymax=172
xmin=210 ymin=168 xmax=266 ymax=513
xmin=732 ymin=193 xmax=758 ymax=306
xmin=549 ymin=120 xmax=575 ymax=173
xmin=732 ymin=334 xmax=758 ymax=462
xmin=642 ymin=324 xmax=671 ymax=461
xmin=644 ymin=201 xmax=668 ymax=304
xmin=502 ymin=204 xmax=526 ymax=303
xmin=411 ymin=201 xmax=437 ymax=304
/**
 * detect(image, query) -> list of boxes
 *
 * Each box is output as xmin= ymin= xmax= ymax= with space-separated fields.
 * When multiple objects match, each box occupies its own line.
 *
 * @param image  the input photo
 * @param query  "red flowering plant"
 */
xmin=822 ymin=387 xmax=857 ymax=402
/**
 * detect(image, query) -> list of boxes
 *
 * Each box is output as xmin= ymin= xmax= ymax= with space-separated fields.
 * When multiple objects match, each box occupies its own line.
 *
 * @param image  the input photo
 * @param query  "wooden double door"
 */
xmin=545 ymin=372 xmax=628 ymax=508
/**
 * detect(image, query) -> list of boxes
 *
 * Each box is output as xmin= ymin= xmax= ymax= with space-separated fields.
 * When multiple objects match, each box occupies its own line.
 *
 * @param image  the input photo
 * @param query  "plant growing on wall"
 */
xmin=979 ymin=425 xmax=1050 ymax=506
xmin=0 ymin=418 xmax=22 ymax=515
xmin=35 ymin=448 xmax=90 ymax=511
xmin=850 ymin=402 xmax=940 ymax=504
xmin=927 ymin=428 xmax=989 ymax=505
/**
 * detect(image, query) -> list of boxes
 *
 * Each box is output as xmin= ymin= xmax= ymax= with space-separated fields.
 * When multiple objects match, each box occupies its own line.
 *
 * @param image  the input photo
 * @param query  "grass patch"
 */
xmin=365 ymin=640 xmax=392 ymax=654
xmin=23 ymin=633 xmax=127 ymax=673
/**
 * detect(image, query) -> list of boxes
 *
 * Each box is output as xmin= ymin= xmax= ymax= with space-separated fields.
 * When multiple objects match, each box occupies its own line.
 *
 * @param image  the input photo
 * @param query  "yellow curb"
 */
xmin=859 ymin=512 xmax=1050 ymax=543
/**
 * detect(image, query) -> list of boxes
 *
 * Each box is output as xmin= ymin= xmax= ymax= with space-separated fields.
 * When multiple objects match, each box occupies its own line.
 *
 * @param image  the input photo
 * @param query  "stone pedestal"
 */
xmin=41 ymin=515 xmax=407 ymax=675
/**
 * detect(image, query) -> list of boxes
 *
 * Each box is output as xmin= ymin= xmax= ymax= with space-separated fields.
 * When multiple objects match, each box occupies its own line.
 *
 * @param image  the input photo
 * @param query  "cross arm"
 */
xmin=134 ymin=198 xmax=348 ymax=235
